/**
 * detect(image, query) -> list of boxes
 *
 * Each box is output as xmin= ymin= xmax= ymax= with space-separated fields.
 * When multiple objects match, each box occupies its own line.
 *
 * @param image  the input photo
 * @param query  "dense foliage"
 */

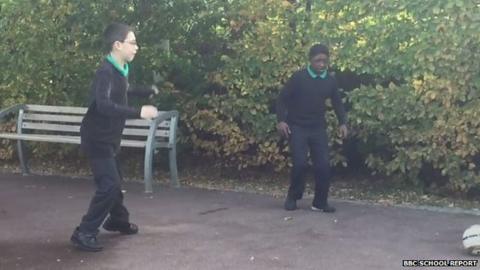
xmin=1 ymin=0 xmax=479 ymax=191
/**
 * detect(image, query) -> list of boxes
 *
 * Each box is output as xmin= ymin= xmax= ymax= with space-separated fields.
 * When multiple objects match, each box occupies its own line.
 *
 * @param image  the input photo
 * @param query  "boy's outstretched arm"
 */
xmin=127 ymin=84 xmax=158 ymax=98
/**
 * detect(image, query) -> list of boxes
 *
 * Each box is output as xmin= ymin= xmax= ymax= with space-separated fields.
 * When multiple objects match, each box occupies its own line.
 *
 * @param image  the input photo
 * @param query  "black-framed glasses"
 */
xmin=123 ymin=40 xmax=138 ymax=46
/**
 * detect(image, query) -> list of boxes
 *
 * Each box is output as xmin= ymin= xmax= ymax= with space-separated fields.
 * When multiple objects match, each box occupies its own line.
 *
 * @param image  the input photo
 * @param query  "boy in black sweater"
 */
xmin=276 ymin=44 xmax=348 ymax=213
xmin=71 ymin=23 xmax=159 ymax=252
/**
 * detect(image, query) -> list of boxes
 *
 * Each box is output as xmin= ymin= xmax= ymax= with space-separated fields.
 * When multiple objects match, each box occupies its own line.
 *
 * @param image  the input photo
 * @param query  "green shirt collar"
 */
xmin=307 ymin=64 xmax=327 ymax=79
xmin=106 ymin=54 xmax=129 ymax=77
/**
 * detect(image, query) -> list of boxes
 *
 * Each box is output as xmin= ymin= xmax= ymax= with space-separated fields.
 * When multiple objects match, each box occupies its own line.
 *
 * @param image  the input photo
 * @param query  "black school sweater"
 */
xmin=80 ymin=60 xmax=152 ymax=155
xmin=276 ymin=68 xmax=347 ymax=128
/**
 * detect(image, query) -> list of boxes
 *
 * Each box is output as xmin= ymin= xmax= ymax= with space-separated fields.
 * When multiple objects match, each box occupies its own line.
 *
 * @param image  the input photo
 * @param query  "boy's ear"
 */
xmin=112 ymin=40 xmax=122 ymax=51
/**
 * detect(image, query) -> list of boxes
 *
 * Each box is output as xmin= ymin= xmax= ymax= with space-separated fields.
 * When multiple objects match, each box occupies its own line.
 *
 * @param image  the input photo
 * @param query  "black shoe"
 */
xmin=284 ymin=197 xmax=297 ymax=211
xmin=70 ymin=227 xmax=103 ymax=252
xmin=103 ymin=218 xmax=139 ymax=235
xmin=311 ymin=204 xmax=336 ymax=213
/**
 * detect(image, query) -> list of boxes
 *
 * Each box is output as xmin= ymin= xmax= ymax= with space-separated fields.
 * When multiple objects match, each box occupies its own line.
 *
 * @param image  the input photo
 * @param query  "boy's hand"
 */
xmin=277 ymin=121 xmax=291 ymax=139
xmin=150 ymin=70 xmax=162 ymax=98
xmin=153 ymin=70 xmax=163 ymax=84
xmin=151 ymin=85 xmax=159 ymax=95
xmin=141 ymin=105 xmax=158 ymax=119
xmin=339 ymin=124 xmax=348 ymax=139
xmin=148 ymin=85 xmax=160 ymax=99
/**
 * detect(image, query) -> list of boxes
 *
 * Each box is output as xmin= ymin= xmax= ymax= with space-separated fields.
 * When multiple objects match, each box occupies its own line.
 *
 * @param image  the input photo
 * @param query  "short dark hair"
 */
xmin=309 ymin=44 xmax=329 ymax=59
xmin=103 ymin=22 xmax=133 ymax=53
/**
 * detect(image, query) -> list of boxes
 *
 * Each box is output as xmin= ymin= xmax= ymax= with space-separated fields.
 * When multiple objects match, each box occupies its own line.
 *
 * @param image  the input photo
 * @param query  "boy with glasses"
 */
xmin=71 ymin=22 xmax=159 ymax=252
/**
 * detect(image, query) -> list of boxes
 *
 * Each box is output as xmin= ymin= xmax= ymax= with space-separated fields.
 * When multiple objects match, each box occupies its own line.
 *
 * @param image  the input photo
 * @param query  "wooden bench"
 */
xmin=0 ymin=104 xmax=179 ymax=193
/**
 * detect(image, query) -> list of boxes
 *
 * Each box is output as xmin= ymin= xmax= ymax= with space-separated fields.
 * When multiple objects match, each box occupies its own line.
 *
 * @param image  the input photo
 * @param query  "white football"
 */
xmin=463 ymin=225 xmax=480 ymax=255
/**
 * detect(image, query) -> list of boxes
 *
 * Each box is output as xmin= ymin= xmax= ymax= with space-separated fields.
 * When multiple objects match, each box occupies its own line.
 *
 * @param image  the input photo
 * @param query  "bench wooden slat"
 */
xmin=126 ymin=119 xmax=170 ymax=128
xmin=23 ymin=113 xmax=84 ymax=123
xmin=25 ymin=105 xmax=87 ymax=114
xmin=23 ymin=113 xmax=171 ymax=128
xmin=0 ymin=133 xmax=171 ymax=149
xmin=21 ymin=122 xmax=170 ymax=137
xmin=22 ymin=122 xmax=79 ymax=133
xmin=121 ymin=140 xmax=146 ymax=147
xmin=0 ymin=133 xmax=81 ymax=144
xmin=123 ymin=128 xmax=170 ymax=137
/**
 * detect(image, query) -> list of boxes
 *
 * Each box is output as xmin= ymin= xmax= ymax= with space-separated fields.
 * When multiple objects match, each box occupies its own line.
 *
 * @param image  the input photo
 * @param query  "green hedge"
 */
xmin=1 ymin=0 xmax=480 ymax=192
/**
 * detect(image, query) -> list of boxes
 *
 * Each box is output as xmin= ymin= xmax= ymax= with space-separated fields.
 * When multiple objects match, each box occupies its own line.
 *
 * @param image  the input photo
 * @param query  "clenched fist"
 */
xmin=277 ymin=121 xmax=291 ymax=138
xmin=140 ymin=105 xmax=158 ymax=119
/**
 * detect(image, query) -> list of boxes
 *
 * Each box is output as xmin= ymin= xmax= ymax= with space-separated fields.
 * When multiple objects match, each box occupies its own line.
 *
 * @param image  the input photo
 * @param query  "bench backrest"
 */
xmin=18 ymin=104 xmax=177 ymax=145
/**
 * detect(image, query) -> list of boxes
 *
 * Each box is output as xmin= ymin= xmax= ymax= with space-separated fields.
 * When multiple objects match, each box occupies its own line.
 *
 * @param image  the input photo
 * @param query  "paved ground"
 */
xmin=0 ymin=172 xmax=479 ymax=270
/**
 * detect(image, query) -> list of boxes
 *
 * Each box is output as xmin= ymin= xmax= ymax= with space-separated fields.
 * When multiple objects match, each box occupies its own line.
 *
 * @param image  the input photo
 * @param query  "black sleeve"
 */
xmin=276 ymin=73 xmax=296 ymax=123
xmin=94 ymin=70 xmax=141 ymax=118
xmin=330 ymin=78 xmax=347 ymax=126
xmin=127 ymin=84 xmax=155 ymax=98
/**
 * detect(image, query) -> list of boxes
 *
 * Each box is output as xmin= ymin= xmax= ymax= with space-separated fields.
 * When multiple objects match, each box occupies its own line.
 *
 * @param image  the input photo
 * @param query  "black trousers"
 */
xmin=287 ymin=125 xmax=331 ymax=207
xmin=78 ymin=142 xmax=129 ymax=234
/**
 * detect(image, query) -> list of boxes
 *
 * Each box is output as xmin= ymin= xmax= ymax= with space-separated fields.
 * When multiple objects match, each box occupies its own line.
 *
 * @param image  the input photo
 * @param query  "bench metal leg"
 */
xmin=169 ymin=147 xmax=180 ymax=188
xmin=144 ymin=146 xmax=154 ymax=193
xmin=17 ymin=140 xmax=30 ymax=175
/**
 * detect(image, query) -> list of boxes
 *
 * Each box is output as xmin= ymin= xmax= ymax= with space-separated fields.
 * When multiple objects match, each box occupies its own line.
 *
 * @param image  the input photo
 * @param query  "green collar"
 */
xmin=307 ymin=64 xmax=327 ymax=79
xmin=106 ymin=54 xmax=129 ymax=77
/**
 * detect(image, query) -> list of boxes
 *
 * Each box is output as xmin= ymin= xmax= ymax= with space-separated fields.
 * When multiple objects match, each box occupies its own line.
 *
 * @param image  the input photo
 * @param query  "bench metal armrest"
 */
xmin=146 ymin=111 xmax=179 ymax=148
xmin=0 ymin=104 xmax=25 ymax=123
